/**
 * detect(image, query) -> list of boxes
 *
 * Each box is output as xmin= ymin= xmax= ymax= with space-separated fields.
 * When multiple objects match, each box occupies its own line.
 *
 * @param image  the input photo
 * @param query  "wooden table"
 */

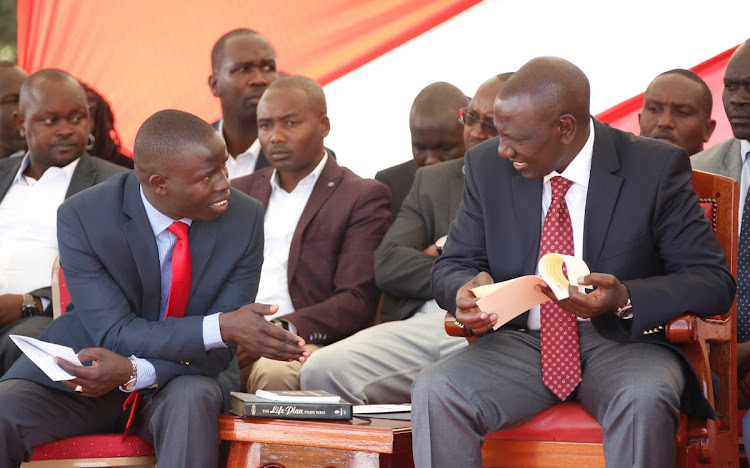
xmin=218 ymin=414 xmax=414 ymax=468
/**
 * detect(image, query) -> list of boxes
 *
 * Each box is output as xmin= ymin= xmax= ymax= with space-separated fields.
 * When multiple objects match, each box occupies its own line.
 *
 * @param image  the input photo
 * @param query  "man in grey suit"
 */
xmin=414 ymin=57 xmax=734 ymax=467
xmin=375 ymin=82 xmax=468 ymax=220
xmin=0 ymin=69 xmax=126 ymax=375
xmin=690 ymin=37 xmax=750 ymax=445
xmin=0 ymin=110 xmax=309 ymax=468
xmin=300 ymin=74 xmax=511 ymax=404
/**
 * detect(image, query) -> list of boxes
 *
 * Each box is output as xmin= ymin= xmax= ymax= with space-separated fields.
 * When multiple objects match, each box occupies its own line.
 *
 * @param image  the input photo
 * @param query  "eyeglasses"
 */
xmin=458 ymin=107 xmax=498 ymax=137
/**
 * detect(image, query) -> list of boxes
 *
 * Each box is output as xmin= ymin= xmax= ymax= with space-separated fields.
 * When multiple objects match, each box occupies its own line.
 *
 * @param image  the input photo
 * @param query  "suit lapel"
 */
xmin=65 ymin=154 xmax=97 ymax=199
xmin=287 ymin=157 xmax=342 ymax=282
xmin=0 ymin=157 xmax=22 ymax=201
xmin=584 ymin=120 xmax=623 ymax=270
xmin=511 ymin=173 xmax=543 ymax=275
xmin=718 ymin=139 xmax=742 ymax=181
xmin=449 ymin=162 xmax=464 ymax=221
xmin=186 ymin=218 xmax=219 ymax=306
xmin=121 ymin=173 xmax=162 ymax=321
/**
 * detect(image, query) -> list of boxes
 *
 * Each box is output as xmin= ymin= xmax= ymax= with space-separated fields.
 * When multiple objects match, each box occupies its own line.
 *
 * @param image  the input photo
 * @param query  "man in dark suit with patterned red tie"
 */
xmin=413 ymin=57 xmax=735 ymax=468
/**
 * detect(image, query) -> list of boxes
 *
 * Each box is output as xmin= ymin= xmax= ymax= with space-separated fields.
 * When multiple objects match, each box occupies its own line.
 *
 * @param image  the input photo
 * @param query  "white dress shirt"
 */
xmin=527 ymin=120 xmax=595 ymax=330
xmin=257 ymin=153 xmax=328 ymax=320
xmin=737 ymin=140 xmax=750 ymax=235
xmin=0 ymin=154 xmax=79 ymax=312
xmin=128 ymin=188 xmax=226 ymax=391
xmin=216 ymin=119 xmax=261 ymax=180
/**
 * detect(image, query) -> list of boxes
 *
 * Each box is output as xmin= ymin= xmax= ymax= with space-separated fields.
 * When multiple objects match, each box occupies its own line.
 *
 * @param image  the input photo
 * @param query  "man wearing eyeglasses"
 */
xmin=375 ymin=82 xmax=467 ymax=221
xmin=301 ymin=74 xmax=512 ymax=405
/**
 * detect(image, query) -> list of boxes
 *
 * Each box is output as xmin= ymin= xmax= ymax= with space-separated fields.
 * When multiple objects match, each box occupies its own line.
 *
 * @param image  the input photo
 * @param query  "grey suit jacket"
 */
xmin=690 ymin=138 xmax=743 ymax=181
xmin=375 ymin=159 xmax=418 ymax=222
xmin=374 ymin=158 xmax=464 ymax=322
xmin=432 ymin=120 xmax=735 ymax=418
xmin=2 ymin=172 xmax=265 ymax=399
xmin=0 ymin=154 xmax=127 ymax=309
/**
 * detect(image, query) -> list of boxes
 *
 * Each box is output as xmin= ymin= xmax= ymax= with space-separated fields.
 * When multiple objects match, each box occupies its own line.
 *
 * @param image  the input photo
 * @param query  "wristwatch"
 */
xmin=435 ymin=235 xmax=448 ymax=255
xmin=21 ymin=294 xmax=40 ymax=318
xmin=122 ymin=356 xmax=138 ymax=391
xmin=613 ymin=298 xmax=633 ymax=320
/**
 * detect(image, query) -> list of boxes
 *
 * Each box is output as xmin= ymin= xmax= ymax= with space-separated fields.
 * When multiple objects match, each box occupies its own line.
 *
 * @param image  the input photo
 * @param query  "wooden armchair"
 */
xmin=445 ymin=169 xmax=739 ymax=467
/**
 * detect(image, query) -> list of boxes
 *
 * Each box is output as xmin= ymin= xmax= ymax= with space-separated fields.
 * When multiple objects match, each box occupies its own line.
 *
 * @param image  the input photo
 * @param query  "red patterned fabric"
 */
xmin=539 ymin=176 xmax=581 ymax=401
xmin=30 ymin=434 xmax=154 ymax=460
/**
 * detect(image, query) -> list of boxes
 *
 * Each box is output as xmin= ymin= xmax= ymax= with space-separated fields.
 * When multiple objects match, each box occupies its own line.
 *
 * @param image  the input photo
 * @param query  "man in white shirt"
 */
xmin=231 ymin=76 xmax=391 ymax=392
xmin=208 ymin=29 xmax=277 ymax=179
xmin=0 ymin=69 xmax=125 ymax=375
xmin=0 ymin=62 xmax=27 ymax=159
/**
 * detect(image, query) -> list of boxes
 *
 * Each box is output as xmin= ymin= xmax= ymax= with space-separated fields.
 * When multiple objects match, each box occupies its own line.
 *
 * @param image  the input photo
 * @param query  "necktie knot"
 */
xmin=167 ymin=221 xmax=189 ymax=240
xmin=551 ymin=176 xmax=573 ymax=200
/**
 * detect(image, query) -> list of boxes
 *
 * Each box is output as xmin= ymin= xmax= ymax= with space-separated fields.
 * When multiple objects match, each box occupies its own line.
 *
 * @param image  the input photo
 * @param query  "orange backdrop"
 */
xmin=16 ymin=0 xmax=481 ymax=153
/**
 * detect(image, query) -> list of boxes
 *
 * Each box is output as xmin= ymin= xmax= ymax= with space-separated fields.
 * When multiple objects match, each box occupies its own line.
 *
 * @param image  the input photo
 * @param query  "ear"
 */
xmin=703 ymin=119 xmax=717 ymax=142
xmin=208 ymin=74 xmax=220 ymax=97
xmin=558 ymin=114 xmax=576 ymax=145
xmin=148 ymin=173 xmax=168 ymax=196
xmin=13 ymin=112 xmax=25 ymax=137
xmin=319 ymin=114 xmax=331 ymax=138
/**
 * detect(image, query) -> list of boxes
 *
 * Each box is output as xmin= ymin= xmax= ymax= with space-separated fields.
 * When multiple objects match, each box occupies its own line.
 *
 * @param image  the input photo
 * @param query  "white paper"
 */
xmin=353 ymin=404 xmax=411 ymax=414
xmin=9 ymin=335 xmax=81 ymax=381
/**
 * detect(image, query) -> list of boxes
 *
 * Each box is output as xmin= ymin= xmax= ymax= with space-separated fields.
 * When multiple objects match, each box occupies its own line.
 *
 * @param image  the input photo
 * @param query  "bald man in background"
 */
xmin=375 ymin=82 xmax=468 ymax=220
xmin=639 ymin=69 xmax=716 ymax=155
xmin=301 ymin=73 xmax=512 ymax=405
xmin=0 ymin=63 xmax=27 ymax=159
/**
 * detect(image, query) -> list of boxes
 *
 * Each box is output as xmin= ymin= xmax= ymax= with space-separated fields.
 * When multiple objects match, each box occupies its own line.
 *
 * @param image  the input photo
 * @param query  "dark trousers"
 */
xmin=0 ymin=375 xmax=223 ymax=468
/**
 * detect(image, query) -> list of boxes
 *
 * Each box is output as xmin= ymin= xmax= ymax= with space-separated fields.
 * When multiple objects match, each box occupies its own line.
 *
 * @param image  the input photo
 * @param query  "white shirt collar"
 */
xmin=740 ymin=139 xmax=750 ymax=162
xmin=217 ymin=118 xmax=262 ymax=160
xmin=543 ymin=118 xmax=595 ymax=189
xmin=14 ymin=152 xmax=81 ymax=185
xmin=270 ymin=151 xmax=329 ymax=193
xmin=139 ymin=186 xmax=193 ymax=237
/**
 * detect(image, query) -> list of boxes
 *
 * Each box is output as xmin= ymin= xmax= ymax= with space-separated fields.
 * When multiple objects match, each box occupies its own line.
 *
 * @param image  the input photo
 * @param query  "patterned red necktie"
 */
xmin=123 ymin=221 xmax=192 ymax=438
xmin=539 ymin=176 xmax=582 ymax=401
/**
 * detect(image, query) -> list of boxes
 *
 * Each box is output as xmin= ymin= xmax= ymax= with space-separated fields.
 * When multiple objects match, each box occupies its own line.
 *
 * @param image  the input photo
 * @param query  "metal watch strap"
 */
xmin=123 ymin=356 xmax=138 ymax=390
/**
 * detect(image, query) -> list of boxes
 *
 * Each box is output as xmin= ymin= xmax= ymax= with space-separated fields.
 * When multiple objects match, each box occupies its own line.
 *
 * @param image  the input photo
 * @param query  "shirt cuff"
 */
xmin=203 ymin=313 xmax=227 ymax=351
xmin=120 ymin=357 xmax=157 ymax=392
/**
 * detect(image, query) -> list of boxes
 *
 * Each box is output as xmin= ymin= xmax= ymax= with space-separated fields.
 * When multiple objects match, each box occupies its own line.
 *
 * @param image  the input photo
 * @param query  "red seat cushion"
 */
xmin=31 ymin=434 xmax=155 ymax=460
xmin=485 ymin=402 xmax=689 ymax=445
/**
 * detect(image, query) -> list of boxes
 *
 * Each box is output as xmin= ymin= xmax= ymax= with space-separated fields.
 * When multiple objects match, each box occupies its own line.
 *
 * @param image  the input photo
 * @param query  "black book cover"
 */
xmin=229 ymin=391 xmax=352 ymax=420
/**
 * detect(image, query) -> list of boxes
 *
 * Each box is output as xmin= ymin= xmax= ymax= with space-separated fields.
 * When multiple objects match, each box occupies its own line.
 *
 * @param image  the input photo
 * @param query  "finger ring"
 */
xmin=74 ymin=385 xmax=83 ymax=393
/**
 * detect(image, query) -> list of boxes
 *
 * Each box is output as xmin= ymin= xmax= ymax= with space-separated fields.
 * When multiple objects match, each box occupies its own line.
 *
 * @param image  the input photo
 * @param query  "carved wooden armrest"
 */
xmin=665 ymin=313 xmax=732 ymax=464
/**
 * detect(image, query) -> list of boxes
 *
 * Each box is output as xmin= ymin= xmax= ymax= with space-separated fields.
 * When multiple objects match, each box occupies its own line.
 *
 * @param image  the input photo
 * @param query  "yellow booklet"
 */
xmin=471 ymin=253 xmax=592 ymax=330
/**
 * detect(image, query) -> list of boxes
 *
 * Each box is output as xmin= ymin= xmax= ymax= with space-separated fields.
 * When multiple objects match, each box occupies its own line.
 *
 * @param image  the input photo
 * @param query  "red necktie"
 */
xmin=164 ymin=222 xmax=192 ymax=319
xmin=539 ymin=176 xmax=582 ymax=401
xmin=123 ymin=221 xmax=192 ymax=438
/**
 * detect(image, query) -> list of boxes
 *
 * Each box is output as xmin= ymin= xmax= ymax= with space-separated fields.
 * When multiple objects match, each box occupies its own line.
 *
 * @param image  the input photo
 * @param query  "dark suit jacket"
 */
xmin=232 ymin=156 xmax=391 ymax=345
xmin=375 ymin=159 xmax=418 ymax=222
xmin=432 ymin=119 xmax=736 ymax=418
xmin=0 ymin=154 xmax=127 ymax=311
xmin=375 ymin=158 xmax=464 ymax=322
xmin=3 ymin=171 xmax=265 ymax=398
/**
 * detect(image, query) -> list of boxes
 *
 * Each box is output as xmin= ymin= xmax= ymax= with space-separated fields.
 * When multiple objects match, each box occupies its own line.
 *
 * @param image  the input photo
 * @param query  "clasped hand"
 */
xmin=455 ymin=272 xmax=629 ymax=334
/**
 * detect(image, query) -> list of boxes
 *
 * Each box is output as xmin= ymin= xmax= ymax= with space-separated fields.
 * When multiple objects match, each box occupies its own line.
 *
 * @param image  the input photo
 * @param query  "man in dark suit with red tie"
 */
xmin=0 ymin=110 xmax=309 ymax=468
xmin=412 ymin=57 xmax=735 ymax=468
